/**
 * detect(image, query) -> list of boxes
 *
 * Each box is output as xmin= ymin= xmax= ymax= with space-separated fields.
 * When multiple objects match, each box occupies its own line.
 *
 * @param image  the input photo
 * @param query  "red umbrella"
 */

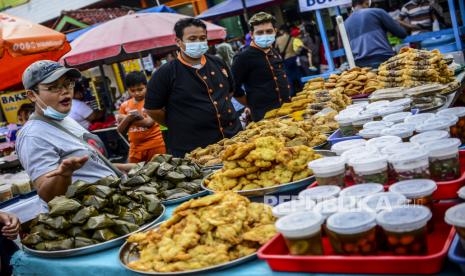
xmin=62 ymin=13 xmax=226 ymax=68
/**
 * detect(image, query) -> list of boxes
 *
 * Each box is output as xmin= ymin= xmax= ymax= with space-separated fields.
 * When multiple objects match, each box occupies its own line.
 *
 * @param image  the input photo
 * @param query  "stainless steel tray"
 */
xmin=161 ymin=190 xmax=208 ymax=205
xmin=119 ymin=222 xmax=257 ymax=275
xmin=201 ymin=172 xmax=314 ymax=197
xmin=413 ymin=95 xmax=447 ymax=113
xmin=22 ymin=205 xmax=166 ymax=258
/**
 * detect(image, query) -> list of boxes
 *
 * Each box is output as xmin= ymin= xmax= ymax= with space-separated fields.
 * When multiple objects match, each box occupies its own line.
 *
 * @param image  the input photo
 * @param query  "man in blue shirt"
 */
xmin=345 ymin=0 xmax=408 ymax=68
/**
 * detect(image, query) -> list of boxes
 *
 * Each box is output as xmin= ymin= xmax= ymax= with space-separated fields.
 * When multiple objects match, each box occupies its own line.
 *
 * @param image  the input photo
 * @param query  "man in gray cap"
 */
xmin=17 ymin=60 xmax=133 ymax=202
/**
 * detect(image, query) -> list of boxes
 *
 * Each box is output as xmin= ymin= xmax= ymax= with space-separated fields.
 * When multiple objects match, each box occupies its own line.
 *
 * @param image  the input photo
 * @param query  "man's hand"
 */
xmin=0 ymin=212 xmax=20 ymax=240
xmin=46 ymin=156 xmax=89 ymax=178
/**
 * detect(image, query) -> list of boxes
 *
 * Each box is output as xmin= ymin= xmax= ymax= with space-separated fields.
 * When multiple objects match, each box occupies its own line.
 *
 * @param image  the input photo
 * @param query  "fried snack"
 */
xmin=204 ymin=137 xmax=321 ymax=191
xmin=323 ymin=67 xmax=383 ymax=97
xmin=126 ymin=192 xmax=276 ymax=273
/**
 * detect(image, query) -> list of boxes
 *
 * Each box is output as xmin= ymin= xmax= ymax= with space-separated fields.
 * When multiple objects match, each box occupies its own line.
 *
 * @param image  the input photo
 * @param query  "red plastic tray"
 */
xmin=258 ymin=203 xmax=456 ymax=274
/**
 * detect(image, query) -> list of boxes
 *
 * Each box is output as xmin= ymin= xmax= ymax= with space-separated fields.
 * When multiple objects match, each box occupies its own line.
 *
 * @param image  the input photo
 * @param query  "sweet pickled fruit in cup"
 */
xmin=437 ymin=107 xmax=465 ymax=143
xmin=388 ymin=149 xmax=430 ymax=181
xmin=308 ymin=157 xmax=346 ymax=187
xmin=350 ymin=155 xmax=388 ymax=185
xmin=366 ymin=135 xmax=402 ymax=151
xmin=363 ymin=121 xmax=394 ymax=130
xmin=339 ymin=183 xmax=384 ymax=200
xmin=358 ymin=128 xmax=383 ymax=139
xmin=381 ymin=126 xmax=414 ymax=143
xmin=331 ymin=139 xmax=367 ymax=156
xmin=389 ymin=179 xmax=437 ymax=211
xmin=272 ymin=199 xmax=316 ymax=218
xmin=359 ymin=192 xmax=409 ymax=213
xmin=445 ymin=203 xmax=465 ymax=249
xmin=352 ymin=113 xmax=375 ymax=133
xmin=326 ymin=211 xmax=377 ymax=255
xmin=377 ymin=205 xmax=432 ymax=255
xmin=275 ymin=211 xmax=324 ymax=256
xmin=314 ymin=197 xmax=358 ymax=221
xmin=421 ymin=138 xmax=461 ymax=182
xmin=409 ymin=130 xmax=450 ymax=145
xmin=404 ymin=113 xmax=435 ymax=126
xmin=382 ymin=112 xmax=412 ymax=124
xmin=416 ymin=117 xmax=456 ymax=133
xmin=298 ymin=185 xmax=341 ymax=203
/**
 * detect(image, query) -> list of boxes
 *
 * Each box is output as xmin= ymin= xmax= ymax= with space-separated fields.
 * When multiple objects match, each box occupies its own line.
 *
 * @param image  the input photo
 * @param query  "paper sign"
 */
xmin=0 ymin=90 xmax=31 ymax=123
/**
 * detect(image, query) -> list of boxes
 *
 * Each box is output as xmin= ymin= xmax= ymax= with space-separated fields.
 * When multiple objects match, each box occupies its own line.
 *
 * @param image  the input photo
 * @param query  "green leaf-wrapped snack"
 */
xmin=176 ymin=182 xmax=200 ymax=193
xmin=66 ymin=180 xmax=90 ymax=198
xmin=135 ymin=186 xmax=158 ymax=194
xmin=119 ymin=210 xmax=144 ymax=225
xmin=83 ymin=214 xmax=115 ymax=230
xmin=112 ymin=220 xmax=139 ymax=235
xmin=165 ymin=171 xmax=186 ymax=183
xmin=92 ymin=229 xmax=118 ymax=242
xmin=156 ymin=162 xmax=174 ymax=177
xmin=123 ymin=175 xmax=151 ymax=186
xmin=48 ymin=197 xmax=81 ymax=216
xmin=87 ymin=185 xmax=114 ymax=199
xmin=96 ymin=175 xmax=120 ymax=188
xmin=22 ymin=233 xmax=43 ymax=246
xmin=31 ymin=225 xmax=66 ymax=240
xmin=35 ymin=238 xmax=75 ymax=251
xmin=74 ymin=237 xmax=97 ymax=248
xmin=71 ymin=206 xmax=98 ymax=225
xmin=42 ymin=216 xmax=70 ymax=230
xmin=141 ymin=194 xmax=162 ymax=213
xmin=67 ymin=226 xmax=90 ymax=238
xmin=140 ymin=162 xmax=160 ymax=177
xmin=82 ymin=195 xmax=108 ymax=210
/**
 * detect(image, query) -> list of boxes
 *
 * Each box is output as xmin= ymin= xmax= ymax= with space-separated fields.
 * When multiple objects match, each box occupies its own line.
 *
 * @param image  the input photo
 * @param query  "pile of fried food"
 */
xmin=378 ymin=47 xmax=455 ymax=88
xmin=204 ymin=136 xmax=322 ymax=191
xmin=187 ymin=119 xmax=328 ymax=167
xmin=126 ymin=192 xmax=276 ymax=272
xmin=324 ymin=67 xmax=383 ymax=96
xmin=264 ymin=84 xmax=351 ymax=119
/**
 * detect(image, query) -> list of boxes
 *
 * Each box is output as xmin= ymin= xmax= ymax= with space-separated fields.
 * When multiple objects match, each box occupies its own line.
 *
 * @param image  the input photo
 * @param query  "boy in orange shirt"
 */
xmin=117 ymin=71 xmax=166 ymax=162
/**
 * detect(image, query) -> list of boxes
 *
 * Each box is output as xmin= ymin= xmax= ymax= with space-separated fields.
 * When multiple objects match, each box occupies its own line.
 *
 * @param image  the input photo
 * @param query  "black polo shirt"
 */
xmin=232 ymin=43 xmax=291 ymax=121
xmin=145 ymin=54 xmax=242 ymax=157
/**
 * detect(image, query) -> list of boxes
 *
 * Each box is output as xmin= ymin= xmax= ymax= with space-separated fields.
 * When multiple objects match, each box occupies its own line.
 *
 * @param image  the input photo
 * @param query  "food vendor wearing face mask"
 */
xmin=231 ymin=12 xmax=290 ymax=122
xmin=145 ymin=18 xmax=242 ymax=158
xmin=16 ymin=61 xmax=135 ymax=202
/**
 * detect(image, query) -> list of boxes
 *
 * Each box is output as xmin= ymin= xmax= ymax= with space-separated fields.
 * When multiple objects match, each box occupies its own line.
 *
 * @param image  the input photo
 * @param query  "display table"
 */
xmin=10 ymin=203 xmax=464 ymax=276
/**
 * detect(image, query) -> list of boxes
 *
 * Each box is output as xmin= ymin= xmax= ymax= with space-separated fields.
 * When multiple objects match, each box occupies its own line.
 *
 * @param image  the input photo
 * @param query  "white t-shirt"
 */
xmin=69 ymin=99 xmax=93 ymax=129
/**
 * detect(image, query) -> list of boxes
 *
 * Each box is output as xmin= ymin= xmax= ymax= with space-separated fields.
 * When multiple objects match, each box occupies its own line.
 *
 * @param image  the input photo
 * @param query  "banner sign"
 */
xmin=0 ymin=90 xmax=31 ymax=123
xmin=299 ymin=0 xmax=352 ymax=12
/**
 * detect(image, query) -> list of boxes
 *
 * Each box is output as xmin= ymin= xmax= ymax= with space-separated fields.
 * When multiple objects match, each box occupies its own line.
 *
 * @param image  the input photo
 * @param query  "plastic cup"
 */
xmin=437 ymin=107 xmax=465 ymax=144
xmin=359 ymin=192 xmax=409 ymax=213
xmin=346 ymin=102 xmax=369 ymax=109
xmin=363 ymin=121 xmax=394 ymax=129
xmin=388 ymin=149 xmax=430 ymax=181
xmin=331 ymin=139 xmax=367 ymax=156
xmin=0 ymin=184 xmax=13 ymax=203
xmin=314 ymin=197 xmax=358 ymax=220
xmin=381 ymin=142 xmax=420 ymax=156
xmin=339 ymin=183 xmax=384 ymax=200
xmin=459 ymin=186 xmax=465 ymax=200
xmin=326 ymin=211 xmax=377 ymax=255
xmin=358 ymin=128 xmax=383 ymax=139
xmin=404 ymin=113 xmax=435 ymax=125
xmin=272 ymin=199 xmax=317 ymax=218
xmin=445 ymin=203 xmax=465 ymax=249
xmin=416 ymin=117 xmax=456 ymax=133
xmin=341 ymin=146 xmax=379 ymax=163
xmin=378 ymin=106 xmax=407 ymax=118
xmin=382 ymin=112 xmax=412 ymax=124
xmin=410 ymin=130 xmax=450 ymax=145
xmin=377 ymin=205 xmax=432 ymax=255
xmin=336 ymin=113 xmax=358 ymax=137
xmin=275 ymin=211 xmax=325 ymax=255
xmin=366 ymin=100 xmax=390 ymax=111
xmin=366 ymin=136 xmax=402 ymax=151
xmin=308 ymin=157 xmax=346 ymax=187
xmin=352 ymin=113 xmax=375 ymax=132
xmin=381 ymin=127 xmax=414 ymax=142
xmin=388 ymin=98 xmax=412 ymax=108
xmin=299 ymin=185 xmax=341 ymax=203
xmin=421 ymin=138 xmax=461 ymax=181
xmin=350 ymin=155 xmax=388 ymax=185
xmin=389 ymin=179 xmax=437 ymax=211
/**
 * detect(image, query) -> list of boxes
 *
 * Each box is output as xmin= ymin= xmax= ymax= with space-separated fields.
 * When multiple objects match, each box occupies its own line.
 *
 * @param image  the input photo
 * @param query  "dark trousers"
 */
xmin=0 ymin=235 xmax=19 ymax=276
xmin=283 ymin=56 xmax=303 ymax=96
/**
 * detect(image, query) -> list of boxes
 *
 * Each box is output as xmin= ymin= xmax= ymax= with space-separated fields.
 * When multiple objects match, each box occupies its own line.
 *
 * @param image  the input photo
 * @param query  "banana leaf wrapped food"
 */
xmin=170 ymin=157 xmax=182 ymax=166
xmin=110 ymin=194 xmax=131 ymax=205
xmin=87 ymin=185 xmax=114 ymax=199
xmin=92 ymin=229 xmax=118 ymax=242
xmin=141 ymin=194 xmax=162 ymax=213
xmin=123 ymin=175 xmax=151 ymax=187
xmin=119 ymin=209 xmax=144 ymax=225
xmin=75 ymin=237 xmax=97 ymax=248
xmin=128 ymin=162 xmax=145 ymax=177
xmin=71 ymin=206 xmax=98 ymax=225
xmin=31 ymin=224 xmax=66 ymax=240
xmin=161 ymin=188 xmax=191 ymax=200
xmin=176 ymin=182 xmax=200 ymax=193
xmin=151 ymin=154 xmax=172 ymax=163
xmin=48 ymin=196 xmax=81 ymax=216
xmin=134 ymin=186 xmax=158 ymax=194
xmin=41 ymin=216 xmax=71 ymax=230
xmin=67 ymin=226 xmax=90 ymax=238
xmin=83 ymin=214 xmax=115 ymax=230
xmin=95 ymin=175 xmax=120 ymax=188
xmin=112 ymin=220 xmax=139 ymax=235
xmin=140 ymin=162 xmax=160 ymax=177
xmin=156 ymin=162 xmax=174 ymax=177
xmin=35 ymin=238 xmax=75 ymax=251
xmin=158 ymin=180 xmax=176 ymax=191
xmin=22 ymin=233 xmax=43 ymax=246
xmin=65 ymin=180 xmax=90 ymax=198
xmin=82 ymin=195 xmax=108 ymax=210
xmin=165 ymin=171 xmax=186 ymax=183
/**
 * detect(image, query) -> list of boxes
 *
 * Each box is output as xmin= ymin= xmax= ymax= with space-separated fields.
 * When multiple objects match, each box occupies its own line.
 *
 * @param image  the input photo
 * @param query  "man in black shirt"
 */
xmin=232 ymin=12 xmax=290 ymax=121
xmin=144 ymin=18 xmax=242 ymax=157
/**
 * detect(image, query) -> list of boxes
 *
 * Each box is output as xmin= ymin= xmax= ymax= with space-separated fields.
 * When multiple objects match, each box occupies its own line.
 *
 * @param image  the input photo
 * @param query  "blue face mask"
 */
xmin=254 ymin=34 xmax=275 ymax=49
xmin=36 ymin=96 xmax=69 ymax=120
xmin=183 ymin=41 xmax=208 ymax=59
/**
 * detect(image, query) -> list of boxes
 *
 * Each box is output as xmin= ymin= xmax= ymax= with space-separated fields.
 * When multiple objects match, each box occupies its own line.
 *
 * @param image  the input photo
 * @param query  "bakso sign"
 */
xmin=299 ymin=0 xmax=352 ymax=12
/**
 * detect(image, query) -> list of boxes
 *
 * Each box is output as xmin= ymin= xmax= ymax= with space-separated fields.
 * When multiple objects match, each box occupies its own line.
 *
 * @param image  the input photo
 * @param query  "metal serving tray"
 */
xmin=161 ymin=190 xmax=208 ymax=205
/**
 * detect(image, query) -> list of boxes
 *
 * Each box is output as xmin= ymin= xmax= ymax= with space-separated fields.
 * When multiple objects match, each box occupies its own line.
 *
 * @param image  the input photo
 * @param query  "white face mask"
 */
xmin=183 ymin=41 xmax=208 ymax=59
xmin=35 ymin=95 xmax=69 ymax=120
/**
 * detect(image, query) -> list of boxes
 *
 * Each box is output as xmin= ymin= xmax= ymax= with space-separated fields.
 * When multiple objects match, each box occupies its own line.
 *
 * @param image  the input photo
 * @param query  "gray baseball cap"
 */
xmin=22 ymin=60 xmax=81 ymax=90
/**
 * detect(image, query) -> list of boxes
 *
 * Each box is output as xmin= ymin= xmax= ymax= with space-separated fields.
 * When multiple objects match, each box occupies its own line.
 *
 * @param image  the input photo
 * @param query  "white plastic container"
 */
xmin=381 ymin=126 xmax=414 ymax=142
xmin=389 ymin=179 xmax=437 ymax=209
xmin=358 ymin=128 xmax=383 ymax=139
xmin=331 ymin=139 xmax=367 ymax=156
xmin=336 ymin=112 xmax=358 ymax=137
xmin=404 ymin=113 xmax=435 ymax=125
xmin=366 ymin=100 xmax=390 ymax=111
xmin=437 ymin=107 xmax=465 ymax=119
xmin=378 ymin=106 xmax=407 ymax=118
xmin=352 ymin=113 xmax=375 ymax=132
xmin=421 ymin=138 xmax=461 ymax=181
xmin=388 ymin=149 xmax=430 ymax=181
xmin=366 ymin=135 xmax=402 ymax=150
xmin=359 ymin=192 xmax=409 ymax=213
xmin=298 ymin=185 xmax=341 ymax=203
xmin=0 ymin=184 xmax=13 ymax=203
xmin=391 ymin=122 xmax=416 ymax=131
xmin=383 ymin=112 xmax=412 ymax=124
xmin=388 ymin=98 xmax=412 ymax=108
xmin=350 ymin=155 xmax=388 ymax=184
xmin=341 ymin=146 xmax=379 ymax=163
xmin=444 ymin=203 xmax=465 ymax=249
xmin=459 ymin=186 xmax=465 ymax=200
xmin=416 ymin=117 xmax=455 ymax=133
xmin=381 ymin=142 xmax=420 ymax=156
xmin=363 ymin=121 xmax=394 ymax=129
xmin=346 ymin=102 xmax=369 ymax=110
xmin=308 ymin=157 xmax=346 ymax=187
xmin=326 ymin=211 xmax=377 ymax=236
xmin=314 ymin=197 xmax=358 ymax=220
xmin=339 ymin=183 xmax=384 ymax=199
xmin=410 ymin=130 xmax=450 ymax=145
xmin=272 ymin=199 xmax=317 ymax=218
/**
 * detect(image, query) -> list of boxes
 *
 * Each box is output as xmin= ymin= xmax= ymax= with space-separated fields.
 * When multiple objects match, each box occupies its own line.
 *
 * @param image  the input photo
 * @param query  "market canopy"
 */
xmin=61 ymin=13 xmax=226 ymax=68
xmin=0 ymin=13 xmax=71 ymax=91
xmin=197 ymin=0 xmax=279 ymax=20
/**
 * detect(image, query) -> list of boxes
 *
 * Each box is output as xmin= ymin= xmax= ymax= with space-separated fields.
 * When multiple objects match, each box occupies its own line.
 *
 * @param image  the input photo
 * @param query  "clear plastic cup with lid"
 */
xmin=336 ymin=112 xmax=358 ymax=137
xmin=421 ymin=138 xmax=461 ymax=181
xmin=382 ymin=112 xmax=412 ymax=124
xmin=391 ymin=122 xmax=416 ymax=131
xmin=366 ymin=135 xmax=402 ymax=151
xmin=445 ymin=203 xmax=465 ymax=249
xmin=404 ymin=113 xmax=435 ymax=125
xmin=339 ymin=183 xmax=384 ymax=200
xmin=275 ymin=211 xmax=325 ymax=255
xmin=326 ymin=211 xmax=377 ymax=255
xmin=381 ymin=127 xmax=414 ymax=142
xmin=381 ymin=142 xmax=420 ymax=156
xmin=410 ymin=130 xmax=449 ymax=145
xmin=376 ymin=205 xmax=432 ymax=255
xmin=349 ymin=155 xmax=388 ymax=185
xmin=388 ymin=149 xmax=430 ymax=181
xmin=378 ymin=106 xmax=407 ymax=118
xmin=331 ymin=139 xmax=367 ymax=156
xmin=352 ymin=113 xmax=375 ymax=132
xmin=362 ymin=108 xmax=382 ymax=121
xmin=299 ymin=185 xmax=341 ymax=203
xmin=459 ymin=186 xmax=465 ymax=200
xmin=416 ymin=117 xmax=456 ymax=133
xmin=308 ymin=157 xmax=347 ymax=187
xmin=341 ymin=146 xmax=379 ymax=163
xmin=388 ymin=98 xmax=412 ymax=109
xmin=363 ymin=121 xmax=394 ymax=129
xmin=389 ymin=179 xmax=437 ymax=211
xmin=437 ymin=107 xmax=465 ymax=143
xmin=0 ymin=184 xmax=12 ymax=203
xmin=314 ymin=197 xmax=358 ymax=221
xmin=359 ymin=192 xmax=409 ymax=213
xmin=272 ymin=199 xmax=317 ymax=218
xmin=366 ymin=100 xmax=390 ymax=111
xmin=358 ymin=128 xmax=383 ymax=139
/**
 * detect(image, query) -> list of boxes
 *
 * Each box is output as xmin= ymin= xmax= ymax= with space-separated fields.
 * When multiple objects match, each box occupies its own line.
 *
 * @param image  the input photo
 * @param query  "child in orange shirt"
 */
xmin=117 ymin=71 xmax=166 ymax=162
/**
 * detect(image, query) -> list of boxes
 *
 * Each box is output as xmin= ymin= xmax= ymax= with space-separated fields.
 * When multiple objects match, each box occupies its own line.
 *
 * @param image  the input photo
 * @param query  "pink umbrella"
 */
xmin=61 ymin=13 xmax=226 ymax=68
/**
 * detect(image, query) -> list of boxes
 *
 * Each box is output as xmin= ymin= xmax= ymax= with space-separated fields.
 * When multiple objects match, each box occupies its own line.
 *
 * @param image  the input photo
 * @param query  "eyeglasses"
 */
xmin=39 ymin=80 xmax=75 ymax=93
